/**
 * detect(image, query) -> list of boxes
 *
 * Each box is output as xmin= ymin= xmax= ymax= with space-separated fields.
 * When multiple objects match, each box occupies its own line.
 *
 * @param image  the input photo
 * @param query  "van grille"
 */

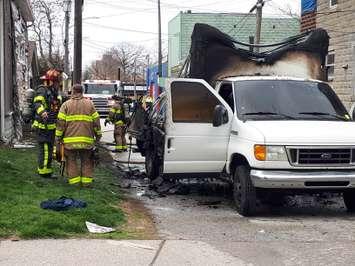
xmin=288 ymin=148 xmax=353 ymax=166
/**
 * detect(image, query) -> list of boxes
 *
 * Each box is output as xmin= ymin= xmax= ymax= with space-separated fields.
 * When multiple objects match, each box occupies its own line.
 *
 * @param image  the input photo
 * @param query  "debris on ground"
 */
xmin=40 ymin=196 xmax=87 ymax=211
xmin=85 ymin=221 xmax=116 ymax=233
xmin=13 ymin=143 xmax=35 ymax=149
xmin=197 ymin=200 xmax=222 ymax=206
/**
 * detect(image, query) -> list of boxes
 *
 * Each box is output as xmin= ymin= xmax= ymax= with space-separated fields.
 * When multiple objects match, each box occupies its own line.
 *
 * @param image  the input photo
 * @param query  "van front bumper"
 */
xmin=250 ymin=169 xmax=355 ymax=189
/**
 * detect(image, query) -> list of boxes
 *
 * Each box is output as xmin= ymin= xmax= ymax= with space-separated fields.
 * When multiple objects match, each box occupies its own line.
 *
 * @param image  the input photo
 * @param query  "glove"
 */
xmin=104 ymin=119 xmax=109 ymax=127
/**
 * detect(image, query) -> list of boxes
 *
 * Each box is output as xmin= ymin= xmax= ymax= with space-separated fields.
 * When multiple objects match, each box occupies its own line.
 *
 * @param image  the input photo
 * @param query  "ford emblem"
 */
xmin=321 ymin=153 xmax=332 ymax=160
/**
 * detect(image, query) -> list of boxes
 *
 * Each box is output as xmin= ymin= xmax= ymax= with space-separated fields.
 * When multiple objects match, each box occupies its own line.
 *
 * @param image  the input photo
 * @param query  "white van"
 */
xmin=140 ymin=76 xmax=355 ymax=216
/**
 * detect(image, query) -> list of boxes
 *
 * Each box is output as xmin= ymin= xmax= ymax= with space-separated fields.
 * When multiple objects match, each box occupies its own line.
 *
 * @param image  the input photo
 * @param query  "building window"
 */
xmin=330 ymin=0 xmax=337 ymax=8
xmin=326 ymin=53 xmax=335 ymax=81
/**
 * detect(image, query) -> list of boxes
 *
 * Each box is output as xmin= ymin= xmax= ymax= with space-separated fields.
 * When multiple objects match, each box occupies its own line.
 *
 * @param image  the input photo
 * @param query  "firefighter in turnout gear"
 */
xmin=105 ymin=95 xmax=127 ymax=152
xmin=33 ymin=69 xmax=62 ymax=178
xmin=55 ymin=84 xmax=102 ymax=186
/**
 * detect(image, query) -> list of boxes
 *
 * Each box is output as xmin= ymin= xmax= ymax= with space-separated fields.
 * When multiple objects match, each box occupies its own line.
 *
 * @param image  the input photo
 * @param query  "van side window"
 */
xmin=171 ymin=81 xmax=220 ymax=123
xmin=218 ymin=83 xmax=234 ymax=112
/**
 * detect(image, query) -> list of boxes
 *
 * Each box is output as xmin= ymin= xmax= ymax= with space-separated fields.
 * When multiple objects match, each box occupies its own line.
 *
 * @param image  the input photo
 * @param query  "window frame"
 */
xmin=217 ymin=81 xmax=235 ymax=113
xmin=326 ymin=52 xmax=335 ymax=82
xmin=329 ymin=0 xmax=337 ymax=8
xmin=170 ymin=80 xmax=222 ymax=123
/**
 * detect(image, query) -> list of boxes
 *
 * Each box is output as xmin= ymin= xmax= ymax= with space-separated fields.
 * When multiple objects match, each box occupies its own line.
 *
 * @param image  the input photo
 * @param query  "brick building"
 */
xmin=301 ymin=0 xmax=355 ymax=109
xmin=168 ymin=11 xmax=300 ymax=77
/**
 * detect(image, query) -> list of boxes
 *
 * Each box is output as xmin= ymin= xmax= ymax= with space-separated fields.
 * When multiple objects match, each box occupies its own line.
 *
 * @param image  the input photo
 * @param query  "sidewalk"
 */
xmin=0 ymin=239 xmax=246 ymax=266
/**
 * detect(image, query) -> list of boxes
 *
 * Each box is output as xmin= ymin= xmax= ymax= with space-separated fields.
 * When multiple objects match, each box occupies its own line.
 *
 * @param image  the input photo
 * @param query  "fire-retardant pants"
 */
xmin=65 ymin=149 xmax=94 ymax=185
xmin=37 ymin=129 xmax=55 ymax=176
xmin=38 ymin=142 xmax=54 ymax=176
xmin=114 ymin=125 xmax=127 ymax=151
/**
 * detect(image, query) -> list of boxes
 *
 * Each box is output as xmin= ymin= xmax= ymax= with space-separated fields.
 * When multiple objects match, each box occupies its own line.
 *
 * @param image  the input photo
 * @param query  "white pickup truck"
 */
xmin=142 ymin=76 xmax=355 ymax=216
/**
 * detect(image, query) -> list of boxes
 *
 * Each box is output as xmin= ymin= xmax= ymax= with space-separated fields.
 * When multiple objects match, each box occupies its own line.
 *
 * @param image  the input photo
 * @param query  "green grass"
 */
xmin=0 ymin=147 xmax=127 ymax=239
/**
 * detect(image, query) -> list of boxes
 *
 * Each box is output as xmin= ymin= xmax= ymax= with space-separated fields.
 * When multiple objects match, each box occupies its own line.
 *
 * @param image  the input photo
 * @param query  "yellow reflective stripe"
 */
xmin=58 ymin=112 xmax=66 ymax=120
xmin=65 ymin=115 xmax=93 ymax=122
xmin=32 ymin=121 xmax=56 ymax=130
xmin=69 ymin=176 xmax=81 ymax=185
xmin=55 ymin=130 xmax=63 ymax=137
xmin=66 ymin=115 xmax=93 ymax=122
xmin=63 ymin=136 xmax=94 ymax=144
xmin=109 ymin=108 xmax=122 ymax=114
xmin=115 ymin=120 xmax=124 ymax=125
xmin=92 ymin=112 xmax=100 ymax=119
xmin=94 ymin=128 xmax=102 ymax=135
xmin=81 ymin=177 xmax=93 ymax=184
xmin=115 ymin=145 xmax=124 ymax=150
xmin=34 ymin=95 xmax=45 ymax=103
xmin=37 ymin=167 xmax=53 ymax=174
xmin=58 ymin=113 xmax=96 ymax=122
xmin=44 ymin=143 xmax=48 ymax=168
xmin=37 ymin=105 xmax=45 ymax=114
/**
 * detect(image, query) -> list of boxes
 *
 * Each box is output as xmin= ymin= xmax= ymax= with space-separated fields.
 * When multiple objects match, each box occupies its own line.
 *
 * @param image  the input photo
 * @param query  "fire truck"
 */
xmin=82 ymin=80 xmax=121 ymax=117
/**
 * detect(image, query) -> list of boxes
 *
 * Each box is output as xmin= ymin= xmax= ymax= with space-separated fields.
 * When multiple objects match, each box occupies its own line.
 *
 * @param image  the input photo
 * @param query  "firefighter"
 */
xmin=55 ymin=84 xmax=102 ymax=186
xmin=105 ymin=95 xmax=127 ymax=152
xmin=33 ymin=69 xmax=62 ymax=178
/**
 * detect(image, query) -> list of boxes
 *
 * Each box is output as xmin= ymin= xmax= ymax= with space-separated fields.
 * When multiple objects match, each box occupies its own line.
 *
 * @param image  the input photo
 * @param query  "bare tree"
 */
xmin=87 ymin=42 xmax=148 ymax=83
xmin=30 ymin=0 xmax=64 ymax=73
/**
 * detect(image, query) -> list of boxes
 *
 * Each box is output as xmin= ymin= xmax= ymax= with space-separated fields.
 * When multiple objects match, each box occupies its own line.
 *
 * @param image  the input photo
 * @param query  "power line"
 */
xmin=84 ymin=21 xmax=172 ymax=35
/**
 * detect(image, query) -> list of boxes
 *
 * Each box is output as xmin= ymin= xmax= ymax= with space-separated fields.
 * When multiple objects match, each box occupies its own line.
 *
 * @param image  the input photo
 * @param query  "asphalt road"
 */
xmin=136 ymin=184 xmax=355 ymax=265
xmin=113 ymin=153 xmax=355 ymax=266
xmin=106 ymin=128 xmax=355 ymax=266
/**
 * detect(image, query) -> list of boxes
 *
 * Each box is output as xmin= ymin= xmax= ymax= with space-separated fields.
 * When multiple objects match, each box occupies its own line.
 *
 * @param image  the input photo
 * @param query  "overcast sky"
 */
xmin=79 ymin=0 xmax=300 ymax=67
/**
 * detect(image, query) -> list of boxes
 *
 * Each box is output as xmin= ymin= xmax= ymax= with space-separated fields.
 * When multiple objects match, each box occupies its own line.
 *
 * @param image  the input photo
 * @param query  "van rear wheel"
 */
xmin=233 ymin=164 xmax=257 ymax=216
xmin=343 ymin=190 xmax=355 ymax=212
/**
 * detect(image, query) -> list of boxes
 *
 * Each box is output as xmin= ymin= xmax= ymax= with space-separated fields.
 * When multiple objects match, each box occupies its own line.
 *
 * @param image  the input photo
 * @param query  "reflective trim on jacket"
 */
xmin=56 ymin=95 xmax=101 ymax=150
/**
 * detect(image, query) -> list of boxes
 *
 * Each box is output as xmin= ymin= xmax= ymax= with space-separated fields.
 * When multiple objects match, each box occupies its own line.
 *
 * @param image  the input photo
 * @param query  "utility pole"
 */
xmin=146 ymin=54 xmax=150 ymax=85
xmin=157 ymin=0 xmax=162 ymax=80
xmin=254 ymin=0 xmax=264 ymax=52
xmin=133 ymin=58 xmax=137 ymax=101
xmin=73 ymin=0 xmax=83 ymax=84
xmin=64 ymin=0 xmax=72 ymax=92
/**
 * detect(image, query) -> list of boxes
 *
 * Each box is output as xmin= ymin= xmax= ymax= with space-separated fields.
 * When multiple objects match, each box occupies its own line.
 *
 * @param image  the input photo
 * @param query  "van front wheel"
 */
xmin=343 ymin=190 xmax=355 ymax=212
xmin=233 ymin=164 xmax=257 ymax=216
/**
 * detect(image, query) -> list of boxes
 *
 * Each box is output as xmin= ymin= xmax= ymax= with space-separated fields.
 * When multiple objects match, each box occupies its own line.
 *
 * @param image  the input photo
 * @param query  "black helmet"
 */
xmin=112 ymin=95 xmax=120 ymax=101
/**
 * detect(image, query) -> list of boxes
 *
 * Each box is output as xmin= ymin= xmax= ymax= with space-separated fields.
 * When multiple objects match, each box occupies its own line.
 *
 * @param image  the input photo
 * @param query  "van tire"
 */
xmin=145 ymin=149 xmax=160 ymax=180
xmin=233 ymin=164 xmax=257 ymax=216
xmin=343 ymin=190 xmax=355 ymax=212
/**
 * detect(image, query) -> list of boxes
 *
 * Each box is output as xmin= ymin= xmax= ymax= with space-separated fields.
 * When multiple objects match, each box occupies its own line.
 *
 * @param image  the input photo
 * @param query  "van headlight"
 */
xmin=254 ymin=145 xmax=287 ymax=161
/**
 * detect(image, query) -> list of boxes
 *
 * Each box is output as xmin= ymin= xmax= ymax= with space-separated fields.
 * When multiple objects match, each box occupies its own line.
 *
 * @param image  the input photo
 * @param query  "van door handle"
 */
xmin=167 ymin=138 xmax=175 ymax=152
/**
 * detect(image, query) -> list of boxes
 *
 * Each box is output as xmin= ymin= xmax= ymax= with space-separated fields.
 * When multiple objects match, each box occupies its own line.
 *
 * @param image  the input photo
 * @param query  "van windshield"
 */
xmin=84 ymin=84 xmax=116 ymax=95
xmin=234 ymin=80 xmax=350 ymax=121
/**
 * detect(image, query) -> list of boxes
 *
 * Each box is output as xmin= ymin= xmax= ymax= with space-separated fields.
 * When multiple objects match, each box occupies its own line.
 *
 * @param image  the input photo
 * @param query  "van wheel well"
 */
xmin=230 ymin=154 xmax=249 ymax=176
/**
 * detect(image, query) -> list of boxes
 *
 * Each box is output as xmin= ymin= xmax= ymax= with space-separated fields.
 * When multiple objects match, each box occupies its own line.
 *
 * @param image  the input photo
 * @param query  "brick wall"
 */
xmin=317 ymin=0 xmax=355 ymax=109
xmin=301 ymin=11 xmax=316 ymax=32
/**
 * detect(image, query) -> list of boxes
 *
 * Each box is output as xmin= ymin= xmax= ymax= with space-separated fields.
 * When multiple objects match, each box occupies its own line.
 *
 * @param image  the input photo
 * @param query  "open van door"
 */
xmin=163 ymin=79 xmax=233 ymax=178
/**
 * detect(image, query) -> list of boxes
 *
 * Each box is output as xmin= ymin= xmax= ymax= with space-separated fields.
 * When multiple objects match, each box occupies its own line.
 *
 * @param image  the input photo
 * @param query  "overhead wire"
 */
xmin=83 ymin=21 xmax=171 ymax=36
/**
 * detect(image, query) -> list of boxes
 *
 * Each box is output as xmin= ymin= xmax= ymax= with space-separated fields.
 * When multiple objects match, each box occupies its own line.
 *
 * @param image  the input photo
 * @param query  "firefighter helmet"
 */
xmin=40 ymin=69 xmax=61 ymax=82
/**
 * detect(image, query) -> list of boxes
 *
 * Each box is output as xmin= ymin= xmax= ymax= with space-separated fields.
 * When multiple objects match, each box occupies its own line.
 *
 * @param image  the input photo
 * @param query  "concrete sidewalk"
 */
xmin=0 ymin=239 xmax=246 ymax=266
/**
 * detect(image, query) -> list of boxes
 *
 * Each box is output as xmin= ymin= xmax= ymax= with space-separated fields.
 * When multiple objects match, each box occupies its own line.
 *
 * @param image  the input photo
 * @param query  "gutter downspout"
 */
xmin=0 ymin=0 xmax=5 ymax=141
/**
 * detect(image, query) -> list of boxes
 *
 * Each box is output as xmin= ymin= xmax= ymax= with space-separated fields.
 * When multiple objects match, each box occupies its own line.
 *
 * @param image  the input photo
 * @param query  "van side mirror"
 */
xmin=213 ymin=105 xmax=228 ymax=127
xmin=350 ymin=103 xmax=355 ymax=120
